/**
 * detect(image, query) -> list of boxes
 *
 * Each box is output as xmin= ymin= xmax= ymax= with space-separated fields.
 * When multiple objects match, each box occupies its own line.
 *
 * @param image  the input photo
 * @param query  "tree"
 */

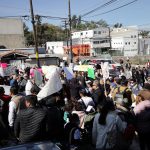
xmin=113 ymin=23 xmax=123 ymax=28
xmin=96 ymin=19 xmax=108 ymax=27
xmin=23 ymin=23 xmax=34 ymax=47
xmin=139 ymin=30 xmax=150 ymax=38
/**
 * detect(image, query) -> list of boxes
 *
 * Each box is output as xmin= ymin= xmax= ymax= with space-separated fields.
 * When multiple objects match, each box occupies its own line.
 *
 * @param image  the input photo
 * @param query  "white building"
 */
xmin=72 ymin=28 xmax=111 ymax=56
xmin=46 ymin=41 xmax=64 ymax=55
xmin=139 ymin=38 xmax=150 ymax=55
xmin=110 ymin=26 xmax=139 ymax=56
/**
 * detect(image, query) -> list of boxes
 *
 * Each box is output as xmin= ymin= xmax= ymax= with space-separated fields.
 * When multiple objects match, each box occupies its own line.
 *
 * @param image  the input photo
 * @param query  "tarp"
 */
xmin=37 ymin=69 xmax=62 ymax=101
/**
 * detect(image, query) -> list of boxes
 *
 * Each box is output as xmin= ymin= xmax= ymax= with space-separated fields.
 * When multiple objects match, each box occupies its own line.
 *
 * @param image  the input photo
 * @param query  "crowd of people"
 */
xmin=0 ymin=60 xmax=150 ymax=150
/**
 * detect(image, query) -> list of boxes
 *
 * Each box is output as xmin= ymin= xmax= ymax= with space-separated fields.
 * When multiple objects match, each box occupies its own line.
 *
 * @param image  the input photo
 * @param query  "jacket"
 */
xmin=14 ymin=107 xmax=47 ymax=143
xmin=92 ymin=112 xmax=126 ymax=150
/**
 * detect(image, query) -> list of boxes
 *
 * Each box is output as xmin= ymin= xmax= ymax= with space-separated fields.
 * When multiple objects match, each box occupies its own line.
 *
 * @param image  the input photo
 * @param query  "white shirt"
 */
xmin=78 ymin=96 xmax=95 ymax=108
xmin=8 ymin=100 xmax=17 ymax=127
xmin=25 ymin=80 xmax=33 ymax=96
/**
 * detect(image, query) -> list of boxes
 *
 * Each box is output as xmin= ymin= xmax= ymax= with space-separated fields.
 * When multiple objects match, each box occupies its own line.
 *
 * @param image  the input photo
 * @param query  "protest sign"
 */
xmin=37 ymin=69 xmax=62 ymax=101
xmin=0 ymin=63 xmax=7 ymax=68
xmin=101 ymin=62 xmax=109 ymax=80
xmin=0 ymin=85 xmax=11 ymax=95
xmin=34 ymin=70 xmax=43 ymax=86
xmin=74 ymin=65 xmax=94 ymax=72
xmin=42 ymin=66 xmax=60 ymax=79
xmin=88 ymin=68 xmax=95 ymax=79
xmin=0 ymin=66 xmax=16 ymax=77
xmin=64 ymin=67 xmax=74 ymax=80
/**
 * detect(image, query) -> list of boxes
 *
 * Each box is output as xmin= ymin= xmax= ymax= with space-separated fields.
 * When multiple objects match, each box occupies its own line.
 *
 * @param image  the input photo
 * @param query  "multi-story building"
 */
xmin=110 ymin=26 xmax=139 ymax=56
xmin=71 ymin=27 xmax=111 ymax=56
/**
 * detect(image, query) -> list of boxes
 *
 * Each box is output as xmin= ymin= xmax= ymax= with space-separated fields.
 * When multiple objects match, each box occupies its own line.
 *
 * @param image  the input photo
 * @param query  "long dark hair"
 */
xmin=98 ymin=100 xmax=115 ymax=125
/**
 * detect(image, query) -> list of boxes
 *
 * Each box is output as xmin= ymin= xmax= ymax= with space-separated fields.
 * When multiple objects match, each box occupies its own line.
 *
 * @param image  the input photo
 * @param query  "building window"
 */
xmin=134 ymin=35 xmax=136 ymax=38
xmin=134 ymin=42 xmax=136 ymax=44
xmin=86 ymin=32 xmax=88 ymax=34
xmin=125 ymin=42 xmax=127 ymax=45
xmin=131 ymin=35 xmax=133 ymax=38
xmin=80 ymin=32 xmax=83 ymax=35
xmin=98 ymin=31 xmax=101 ymax=34
xmin=94 ymin=31 xmax=97 ymax=34
xmin=128 ymin=42 xmax=130 ymax=45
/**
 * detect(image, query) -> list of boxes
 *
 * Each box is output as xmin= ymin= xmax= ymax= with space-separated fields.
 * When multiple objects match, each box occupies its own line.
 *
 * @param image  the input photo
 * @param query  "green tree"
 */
xmin=113 ymin=23 xmax=123 ymax=28
xmin=23 ymin=23 xmax=34 ymax=47
xmin=139 ymin=30 xmax=150 ymax=37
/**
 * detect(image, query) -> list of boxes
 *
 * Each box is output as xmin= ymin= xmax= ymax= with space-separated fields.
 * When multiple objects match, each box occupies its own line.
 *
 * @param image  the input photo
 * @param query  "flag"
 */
xmin=88 ymin=68 xmax=95 ymax=79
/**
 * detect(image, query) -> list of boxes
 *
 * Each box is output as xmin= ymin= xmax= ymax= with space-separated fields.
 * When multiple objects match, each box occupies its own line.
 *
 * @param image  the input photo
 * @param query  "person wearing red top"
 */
xmin=0 ymin=87 xmax=11 ymax=126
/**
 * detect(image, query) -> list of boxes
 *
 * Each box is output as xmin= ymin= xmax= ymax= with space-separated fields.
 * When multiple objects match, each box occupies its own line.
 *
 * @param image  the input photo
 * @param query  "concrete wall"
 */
xmin=0 ymin=18 xmax=25 ymax=48
xmin=0 ymin=34 xmax=25 ymax=49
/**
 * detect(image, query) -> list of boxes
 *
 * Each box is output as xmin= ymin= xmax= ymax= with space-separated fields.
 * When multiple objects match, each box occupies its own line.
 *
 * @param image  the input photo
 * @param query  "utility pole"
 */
xmin=64 ymin=20 xmax=69 ymax=50
xmin=29 ymin=0 xmax=40 ymax=67
xmin=68 ymin=0 xmax=73 ymax=63
xmin=108 ymin=27 xmax=112 ymax=54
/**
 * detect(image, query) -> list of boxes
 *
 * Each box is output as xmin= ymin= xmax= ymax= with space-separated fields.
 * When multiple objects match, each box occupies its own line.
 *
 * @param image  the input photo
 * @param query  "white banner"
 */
xmin=37 ymin=69 xmax=62 ymax=101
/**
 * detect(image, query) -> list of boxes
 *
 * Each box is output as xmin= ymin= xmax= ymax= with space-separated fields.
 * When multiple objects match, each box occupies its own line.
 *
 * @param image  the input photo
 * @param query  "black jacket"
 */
xmin=14 ymin=107 xmax=47 ymax=143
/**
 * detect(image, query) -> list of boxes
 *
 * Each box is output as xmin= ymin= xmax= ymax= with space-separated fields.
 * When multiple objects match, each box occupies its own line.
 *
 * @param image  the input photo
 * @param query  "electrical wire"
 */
xmin=85 ymin=0 xmax=138 ymax=18
xmin=81 ymin=0 xmax=119 ymax=17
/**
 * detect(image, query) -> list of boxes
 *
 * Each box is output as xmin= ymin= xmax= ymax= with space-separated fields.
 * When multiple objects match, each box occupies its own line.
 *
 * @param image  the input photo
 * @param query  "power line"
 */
xmin=0 ymin=15 xmax=30 ymax=19
xmin=81 ymin=0 xmax=119 ymax=17
xmin=40 ymin=15 xmax=67 ymax=20
xmin=85 ymin=0 xmax=138 ymax=18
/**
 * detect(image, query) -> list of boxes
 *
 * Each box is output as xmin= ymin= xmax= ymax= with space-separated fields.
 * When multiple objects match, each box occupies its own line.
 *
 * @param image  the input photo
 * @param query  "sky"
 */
xmin=0 ymin=0 xmax=150 ymax=29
